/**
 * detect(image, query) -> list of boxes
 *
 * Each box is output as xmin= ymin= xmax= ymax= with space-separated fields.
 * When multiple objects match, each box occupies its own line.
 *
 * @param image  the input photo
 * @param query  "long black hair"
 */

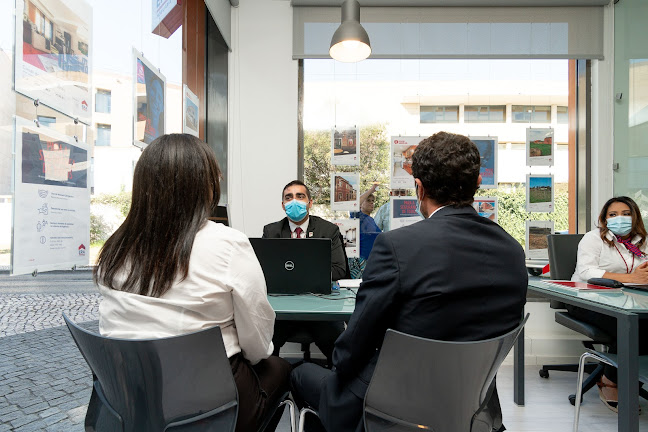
xmin=94 ymin=134 xmax=221 ymax=297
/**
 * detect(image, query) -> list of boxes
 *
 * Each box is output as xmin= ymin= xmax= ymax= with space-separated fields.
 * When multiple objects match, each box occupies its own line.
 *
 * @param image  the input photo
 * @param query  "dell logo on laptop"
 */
xmin=285 ymin=261 xmax=295 ymax=271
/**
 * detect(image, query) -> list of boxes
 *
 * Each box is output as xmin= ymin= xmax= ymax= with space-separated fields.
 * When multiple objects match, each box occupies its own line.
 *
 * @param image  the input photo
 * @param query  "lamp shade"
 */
xmin=329 ymin=0 xmax=371 ymax=63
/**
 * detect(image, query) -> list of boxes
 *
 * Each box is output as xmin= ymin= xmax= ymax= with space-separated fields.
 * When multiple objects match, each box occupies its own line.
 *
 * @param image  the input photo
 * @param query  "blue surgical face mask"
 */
xmin=607 ymin=215 xmax=633 ymax=236
xmin=285 ymin=199 xmax=308 ymax=222
xmin=415 ymin=184 xmax=424 ymax=218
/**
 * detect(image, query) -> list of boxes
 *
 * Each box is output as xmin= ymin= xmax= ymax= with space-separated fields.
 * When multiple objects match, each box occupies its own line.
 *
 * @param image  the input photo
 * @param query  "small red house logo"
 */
xmin=78 ymin=244 xmax=86 ymax=256
xmin=81 ymin=101 xmax=88 ymax=111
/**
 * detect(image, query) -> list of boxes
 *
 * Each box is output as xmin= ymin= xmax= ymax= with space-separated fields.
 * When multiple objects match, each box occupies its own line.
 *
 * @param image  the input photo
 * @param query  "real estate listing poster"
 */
xmin=389 ymin=197 xmax=422 ymax=230
xmin=183 ymin=84 xmax=199 ymax=137
xmin=12 ymin=116 xmax=90 ymax=276
xmin=526 ymin=128 xmax=554 ymax=167
xmin=332 ymin=218 xmax=360 ymax=258
xmin=470 ymin=137 xmax=498 ymax=189
xmin=331 ymin=126 xmax=360 ymax=166
xmin=526 ymin=174 xmax=554 ymax=213
xmin=14 ymin=0 xmax=93 ymax=124
xmin=472 ymin=196 xmax=498 ymax=223
xmin=390 ymin=136 xmax=424 ymax=189
xmin=525 ymin=220 xmax=554 ymax=260
xmin=133 ymin=49 xmax=166 ymax=148
xmin=330 ymin=173 xmax=359 ymax=211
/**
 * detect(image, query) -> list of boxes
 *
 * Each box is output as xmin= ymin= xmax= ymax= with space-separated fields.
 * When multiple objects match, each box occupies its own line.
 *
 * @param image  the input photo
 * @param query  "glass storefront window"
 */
xmin=302 ymin=59 xmax=569 ymax=257
xmin=0 ymin=0 xmax=184 ymax=267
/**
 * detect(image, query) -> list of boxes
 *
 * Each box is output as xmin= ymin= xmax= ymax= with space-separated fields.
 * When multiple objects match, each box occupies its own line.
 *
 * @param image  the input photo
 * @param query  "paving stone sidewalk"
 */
xmin=0 ymin=321 xmax=97 ymax=431
xmin=1 ymin=293 xmax=100 ymax=431
xmin=0 ymin=294 xmax=100 ymax=338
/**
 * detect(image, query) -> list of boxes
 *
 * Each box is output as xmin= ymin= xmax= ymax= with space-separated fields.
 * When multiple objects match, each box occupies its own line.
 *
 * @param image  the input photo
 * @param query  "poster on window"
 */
xmin=332 ymin=218 xmax=359 ymax=258
xmin=330 ymin=173 xmax=359 ymax=211
xmin=390 ymin=136 xmax=424 ymax=189
xmin=331 ymin=126 xmax=359 ymax=166
xmin=133 ymin=49 xmax=166 ymax=148
xmin=526 ymin=174 xmax=554 ymax=213
xmin=525 ymin=220 xmax=553 ymax=260
xmin=470 ymin=137 xmax=498 ymax=189
xmin=183 ymin=84 xmax=199 ymax=137
xmin=472 ymin=197 xmax=498 ymax=223
xmin=12 ymin=116 xmax=90 ymax=276
xmin=389 ymin=197 xmax=423 ymax=230
xmin=14 ymin=0 xmax=93 ymax=124
xmin=526 ymin=128 xmax=554 ymax=167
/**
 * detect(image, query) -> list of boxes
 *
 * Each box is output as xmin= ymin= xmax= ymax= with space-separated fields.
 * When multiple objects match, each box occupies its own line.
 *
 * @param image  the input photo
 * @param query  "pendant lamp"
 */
xmin=329 ymin=0 xmax=371 ymax=63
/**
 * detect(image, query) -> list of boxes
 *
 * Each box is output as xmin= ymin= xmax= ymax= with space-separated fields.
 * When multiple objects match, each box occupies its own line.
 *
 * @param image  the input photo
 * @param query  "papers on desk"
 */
xmin=338 ymin=279 xmax=362 ymax=288
xmin=548 ymin=281 xmax=623 ymax=292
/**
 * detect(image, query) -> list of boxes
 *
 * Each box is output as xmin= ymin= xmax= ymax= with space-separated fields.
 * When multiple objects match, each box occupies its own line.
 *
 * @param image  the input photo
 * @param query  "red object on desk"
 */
xmin=549 ymin=281 xmax=621 ymax=291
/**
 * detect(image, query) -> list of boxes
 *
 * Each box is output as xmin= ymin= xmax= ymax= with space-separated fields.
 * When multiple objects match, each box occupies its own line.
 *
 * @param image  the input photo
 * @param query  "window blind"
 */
xmin=293 ymin=6 xmax=605 ymax=59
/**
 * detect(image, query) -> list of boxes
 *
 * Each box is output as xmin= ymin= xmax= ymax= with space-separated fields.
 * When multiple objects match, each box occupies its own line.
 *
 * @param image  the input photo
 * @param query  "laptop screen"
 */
xmin=249 ymin=238 xmax=332 ymax=295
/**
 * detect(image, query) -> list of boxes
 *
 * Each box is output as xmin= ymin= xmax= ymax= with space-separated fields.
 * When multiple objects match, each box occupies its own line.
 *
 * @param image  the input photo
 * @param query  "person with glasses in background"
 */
xmin=348 ymin=183 xmax=382 ymax=278
xmin=373 ymin=188 xmax=409 ymax=232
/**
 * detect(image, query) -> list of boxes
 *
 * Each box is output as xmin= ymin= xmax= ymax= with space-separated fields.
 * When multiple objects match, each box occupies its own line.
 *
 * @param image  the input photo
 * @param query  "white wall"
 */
xmin=228 ymin=0 xmax=297 ymax=236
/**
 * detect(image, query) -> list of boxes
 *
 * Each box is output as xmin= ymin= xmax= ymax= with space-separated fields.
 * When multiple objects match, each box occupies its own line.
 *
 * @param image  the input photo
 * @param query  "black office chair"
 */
xmin=539 ymin=234 xmax=615 ymax=405
xmin=63 ymin=314 xmax=295 ymax=432
xmin=298 ymin=315 xmax=529 ymax=432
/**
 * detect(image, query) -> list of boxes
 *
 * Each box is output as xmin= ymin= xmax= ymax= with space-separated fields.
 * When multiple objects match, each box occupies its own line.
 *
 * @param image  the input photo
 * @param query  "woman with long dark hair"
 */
xmin=571 ymin=196 xmax=648 ymax=412
xmin=95 ymin=134 xmax=290 ymax=432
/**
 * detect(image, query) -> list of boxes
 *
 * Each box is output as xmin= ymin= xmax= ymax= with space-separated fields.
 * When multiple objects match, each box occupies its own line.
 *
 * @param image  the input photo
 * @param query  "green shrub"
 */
xmin=479 ymin=183 xmax=568 ymax=247
xmin=90 ymin=213 xmax=110 ymax=244
xmin=91 ymin=190 xmax=132 ymax=217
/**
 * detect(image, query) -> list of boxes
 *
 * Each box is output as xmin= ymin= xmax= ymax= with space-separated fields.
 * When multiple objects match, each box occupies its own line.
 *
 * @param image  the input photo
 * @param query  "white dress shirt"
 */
xmin=571 ymin=229 xmax=648 ymax=282
xmin=98 ymin=221 xmax=275 ymax=365
xmin=288 ymin=217 xmax=309 ymax=238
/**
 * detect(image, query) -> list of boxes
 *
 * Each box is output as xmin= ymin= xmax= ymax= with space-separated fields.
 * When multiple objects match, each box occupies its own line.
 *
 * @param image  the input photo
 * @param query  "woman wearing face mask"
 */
xmin=570 ymin=196 xmax=648 ymax=412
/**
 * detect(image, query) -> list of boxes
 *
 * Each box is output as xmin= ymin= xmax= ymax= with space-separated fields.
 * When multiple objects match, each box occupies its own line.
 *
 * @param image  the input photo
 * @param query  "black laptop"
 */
xmin=249 ymin=238 xmax=332 ymax=295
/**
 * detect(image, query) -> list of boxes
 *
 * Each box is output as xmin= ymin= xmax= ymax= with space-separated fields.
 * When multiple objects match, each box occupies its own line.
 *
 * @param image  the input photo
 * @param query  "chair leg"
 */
xmin=573 ymin=352 xmax=595 ymax=432
xmin=298 ymin=407 xmax=319 ymax=432
xmin=569 ymin=363 xmax=604 ymax=405
xmin=279 ymin=398 xmax=297 ymax=432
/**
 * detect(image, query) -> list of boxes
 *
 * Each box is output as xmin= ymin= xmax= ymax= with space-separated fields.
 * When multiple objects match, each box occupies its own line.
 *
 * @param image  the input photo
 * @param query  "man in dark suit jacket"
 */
xmin=263 ymin=180 xmax=348 ymax=365
xmin=291 ymin=132 xmax=528 ymax=432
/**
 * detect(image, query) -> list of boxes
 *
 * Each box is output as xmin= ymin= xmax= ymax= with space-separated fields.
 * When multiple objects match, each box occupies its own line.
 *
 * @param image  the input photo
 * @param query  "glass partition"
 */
xmin=613 ymin=0 xmax=648 ymax=218
xmin=0 ymin=0 xmax=183 ymax=268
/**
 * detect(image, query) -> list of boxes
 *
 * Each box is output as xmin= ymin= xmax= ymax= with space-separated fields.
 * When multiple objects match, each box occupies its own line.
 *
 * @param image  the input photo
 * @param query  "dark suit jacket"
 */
xmin=262 ymin=215 xmax=347 ymax=281
xmin=319 ymin=205 xmax=528 ymax=432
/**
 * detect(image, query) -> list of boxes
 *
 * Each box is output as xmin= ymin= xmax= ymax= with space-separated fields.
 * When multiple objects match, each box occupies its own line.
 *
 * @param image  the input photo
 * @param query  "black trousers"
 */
xmin=290 ymin=363 xmax=335 ymax=432
xmin=567 ymin=305 xmax=648 ymax=383
xmin=272 ymin=321 xmax=345 ymax=365
xmin=230 ymin=353 xmax=292 ymax=432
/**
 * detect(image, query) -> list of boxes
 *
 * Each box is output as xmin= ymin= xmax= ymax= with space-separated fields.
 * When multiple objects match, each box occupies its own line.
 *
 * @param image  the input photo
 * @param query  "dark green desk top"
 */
xmin=268 ymin=290 xmax=356 ymax=321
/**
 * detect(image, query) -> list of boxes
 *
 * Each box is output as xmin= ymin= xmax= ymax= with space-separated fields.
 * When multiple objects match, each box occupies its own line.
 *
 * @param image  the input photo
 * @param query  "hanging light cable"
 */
xmin=329 ymin=0 xmax=371 ymax=63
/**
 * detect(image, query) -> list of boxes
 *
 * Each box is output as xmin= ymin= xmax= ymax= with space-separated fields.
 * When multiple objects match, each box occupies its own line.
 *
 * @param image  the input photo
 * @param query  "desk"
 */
xmin=516 ymin=280 xmax=648 ymax=432
xmin=268 ymin=292 xmax=356 ymax=321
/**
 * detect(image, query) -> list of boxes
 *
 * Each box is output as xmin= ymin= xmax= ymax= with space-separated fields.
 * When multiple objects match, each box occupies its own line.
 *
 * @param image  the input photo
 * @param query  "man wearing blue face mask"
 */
xmin=263 ymin=180 xmax=347 ymax=365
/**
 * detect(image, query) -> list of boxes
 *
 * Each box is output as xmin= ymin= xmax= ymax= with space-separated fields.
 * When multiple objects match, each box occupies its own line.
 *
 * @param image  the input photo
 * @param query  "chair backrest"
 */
xmin=547 ymin=233 xmax=584 ymax=280
xmin=363 ymin=314 xmax=529 ymax=432
xmin=63 ymin=314 xmax=238 ymax=432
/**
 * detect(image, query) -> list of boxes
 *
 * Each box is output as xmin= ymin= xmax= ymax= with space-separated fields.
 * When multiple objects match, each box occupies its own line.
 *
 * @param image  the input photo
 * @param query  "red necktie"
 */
xmin=294 ymin=227 xmax=303 ymax=239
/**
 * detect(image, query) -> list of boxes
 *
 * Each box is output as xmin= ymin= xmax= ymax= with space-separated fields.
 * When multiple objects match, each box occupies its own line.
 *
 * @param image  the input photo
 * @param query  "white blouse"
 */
xmin=98 ymin=221 xmax=275 ymax=365
xmin=571 ymin=229 xmax=648 ymax=282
